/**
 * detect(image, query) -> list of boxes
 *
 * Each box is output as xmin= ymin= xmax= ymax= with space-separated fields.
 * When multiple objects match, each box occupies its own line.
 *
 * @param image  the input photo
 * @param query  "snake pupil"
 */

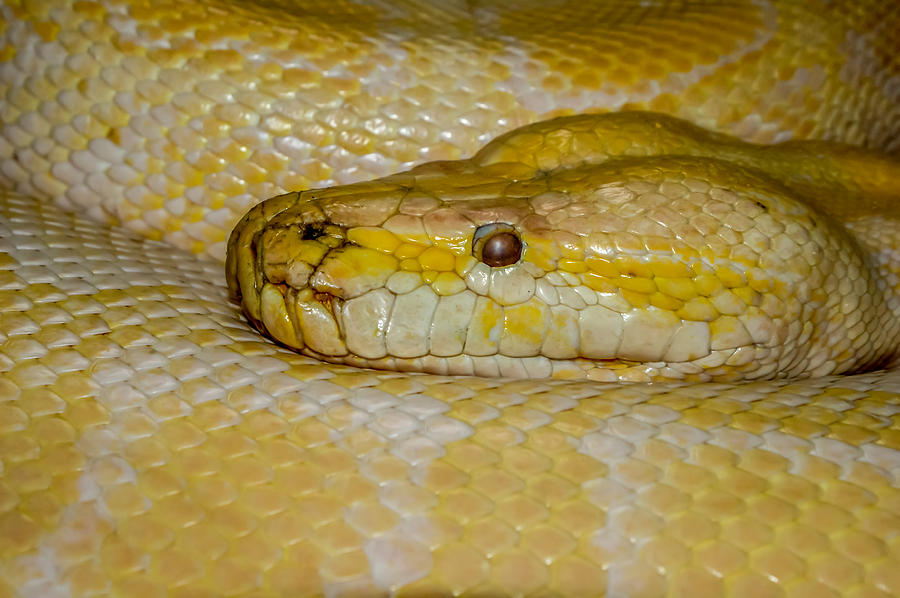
xmin=481 ymin=232 xmax=522 ymax=267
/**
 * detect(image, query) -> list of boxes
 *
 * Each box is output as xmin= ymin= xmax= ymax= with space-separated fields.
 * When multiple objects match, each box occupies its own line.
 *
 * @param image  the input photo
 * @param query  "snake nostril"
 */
xmin=299 ymin=222 xmax=345 ymax=246
xmin=300 ymin=223 xmax=326 ymax=240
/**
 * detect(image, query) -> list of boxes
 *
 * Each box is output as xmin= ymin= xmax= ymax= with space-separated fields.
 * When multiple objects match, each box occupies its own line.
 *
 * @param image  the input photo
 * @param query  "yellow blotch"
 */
xmin=254 ymin=150 xmax=290 ymax=173
xmin=347 ymin=228 xmax=400 ymax=254
xmin=395 ymin=243 xmax=426 ymax=259
xmin=418 ymin=247 xmax=456 ymax=272
xmin=558 ymin=259 xmax=587 ymax=273
xmin=715 ymin=266 xmax=744 ymax=288
xmin=524 ymin=236 xmax=560 ymax=258
xmin=0 ymin=45 xmax=16 ymax=61
xmin=400 ymin=259 xmax=421 ymax=272
xmin=34 ymin=20 xmax=60 ymax=41
xmin=384 ymin=214 xmax=429 ymax=245
xmin=181 ymin=165 xmax=205 ymax=188
xmin=204 ymin=49 xmax=245 ymax=70
xmin=709 ymin=316 xmax=752 ymax=350
xmin=164 ymin=182 xmax=185 ymax=200
xmin=231 ymin=162 xmax=268 ymax=185
xmin=455 ymin=255 xmax=477 ymax=277
xmin=746 ymin=270 xmax=772 ymax=293
xmin=184 ymin=205 xmax=205 ymax=223
xmin=649 ymin=260 xmax=692 ymax=278
xmin=582 ymin=273 xmax=617 ymax=293
xmin=648 ymin=93 xmax=679 ymax=114
xmin=524 ymin=248 xmax=554 ymax=272
xmin=616 ymin=276 xmax=656 ymax=295
xmin=621 ymin=288 xmax=650 ymax=309
xmin=572 ymin=70 xmax=603 ymax=89
xmin=279 ymin=173 xmax=311 ymax=193
xmin=694 ymin=274 xmax=724 ymax=296
xmin=502 ymin=300 xmax=548 ymax=354
xmin=731 ymin=286 xmax=758 ymax=307
xmin=655 ymin=277 xmax=697 ymax=301
xmin=254 ymin=62 xmax=283 ymax=82
xmin=160 ymin=141 xmax=185 ymax=164
xmin=673 ymin=245 xmax=701 ymax=262
xmin=191 ymin=152 xmax=227 ymax=174
xmin=217 ymin=140 xmax=251 ymax=164
xmin=503 ymin=301 xmax=544 ymax=338
xmin=432 ymin=272 xmax=466 ymax=296
xmin=469 ymin=299 xmax=503 ymax=348
xmin=542 ymin=73 xmax=567 ymax=93
xmin=196 ymin=115 xmax=230 ymax=138
xmin=677 ymin=297 xmax=719 ymax=322
xmin=614 ymin=256 xmax=654 ymax=279
xmin=337 ymin=128 xmax=374 ymax=155
xmin=163 ymin=216 xmax=183 ymax=233
xmin=649 ymin=292 xmax=683 ymax=312
xmin=301 ymin=162 xmax=334 ymax=181
xmin=141 ymin=194 xmax=166 ymax=210
xmin=216 ymin=173 xmax=246 ymax=197
xmin=73 ymin=2 xmax=107 ymax=18
xmin=283 ymin=68 xmax=322 ymax=88
xmin=145 ymin=47 xmax=186 ymax=69
xmin=318 ymin=247 xmax=398 ymax=294
xmin=428 ymin=232 xmax=468 ymax=253
xmin=485 ymin=62 xmax=511 ymax=81
xmin=321 ymin=76 xmax=361 ymax=97
xmin=295 ymin=241 xmax=328 ymax=267
xmin=585 ymin=257 xmax=618 ymax=277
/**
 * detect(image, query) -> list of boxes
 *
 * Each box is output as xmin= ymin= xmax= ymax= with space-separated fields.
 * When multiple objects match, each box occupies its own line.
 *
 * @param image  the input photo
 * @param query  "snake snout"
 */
xmin=225 ymin=192 xmax=345 ymax=322
xmin=258 ymin=221 xmax=348 ymax=291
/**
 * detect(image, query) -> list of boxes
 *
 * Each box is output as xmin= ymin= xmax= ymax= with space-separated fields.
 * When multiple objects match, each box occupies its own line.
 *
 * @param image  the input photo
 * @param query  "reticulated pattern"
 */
xmin=1 ymin=192 xmax=898 ymax=596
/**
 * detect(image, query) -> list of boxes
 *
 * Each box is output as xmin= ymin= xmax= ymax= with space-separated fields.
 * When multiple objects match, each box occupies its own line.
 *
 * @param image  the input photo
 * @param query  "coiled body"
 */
xmin=1 ymin=1 xmax=899 ymax=596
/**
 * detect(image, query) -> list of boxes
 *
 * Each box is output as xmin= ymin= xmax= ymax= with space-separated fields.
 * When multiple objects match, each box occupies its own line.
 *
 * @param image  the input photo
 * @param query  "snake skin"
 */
xmin=1 ymin=1 xmax=899 ymax=596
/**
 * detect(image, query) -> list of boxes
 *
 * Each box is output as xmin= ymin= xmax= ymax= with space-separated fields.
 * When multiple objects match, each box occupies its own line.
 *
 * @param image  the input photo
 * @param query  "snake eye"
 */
xmin=473 ymin=223 xmax=522 ymax=267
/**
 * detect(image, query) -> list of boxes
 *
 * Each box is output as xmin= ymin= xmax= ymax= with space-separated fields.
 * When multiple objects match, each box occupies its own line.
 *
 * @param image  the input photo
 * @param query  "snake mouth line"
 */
xmin=312 ymin=290 xmax=338 ymax=308
xmin=315 ymin=291 xmax=343 ymax=324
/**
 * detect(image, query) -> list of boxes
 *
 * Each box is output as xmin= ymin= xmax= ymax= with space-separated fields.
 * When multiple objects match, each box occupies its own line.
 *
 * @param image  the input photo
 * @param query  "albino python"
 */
xmin=1 ymin=1 xmax=899 ymax=596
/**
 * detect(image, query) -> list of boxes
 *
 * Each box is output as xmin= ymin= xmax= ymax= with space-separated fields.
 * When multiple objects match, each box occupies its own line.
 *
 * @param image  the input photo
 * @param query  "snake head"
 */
xmin=227 ymin=114 xmax=900 ymax=382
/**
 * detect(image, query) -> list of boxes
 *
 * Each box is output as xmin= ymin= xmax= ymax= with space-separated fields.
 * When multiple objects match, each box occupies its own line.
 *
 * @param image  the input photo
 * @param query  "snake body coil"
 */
xmin=1 ymin=1 xmax=899 ymax=596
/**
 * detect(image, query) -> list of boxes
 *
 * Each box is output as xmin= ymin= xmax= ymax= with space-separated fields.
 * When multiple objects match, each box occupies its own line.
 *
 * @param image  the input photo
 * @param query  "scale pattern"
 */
xmin=2 ymin=191 xmax=899 ymax=596
xmin=0 ymin=0 xmax=899 ymax=596
xmin=1 ymin=0 xmax=899 ymax=261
